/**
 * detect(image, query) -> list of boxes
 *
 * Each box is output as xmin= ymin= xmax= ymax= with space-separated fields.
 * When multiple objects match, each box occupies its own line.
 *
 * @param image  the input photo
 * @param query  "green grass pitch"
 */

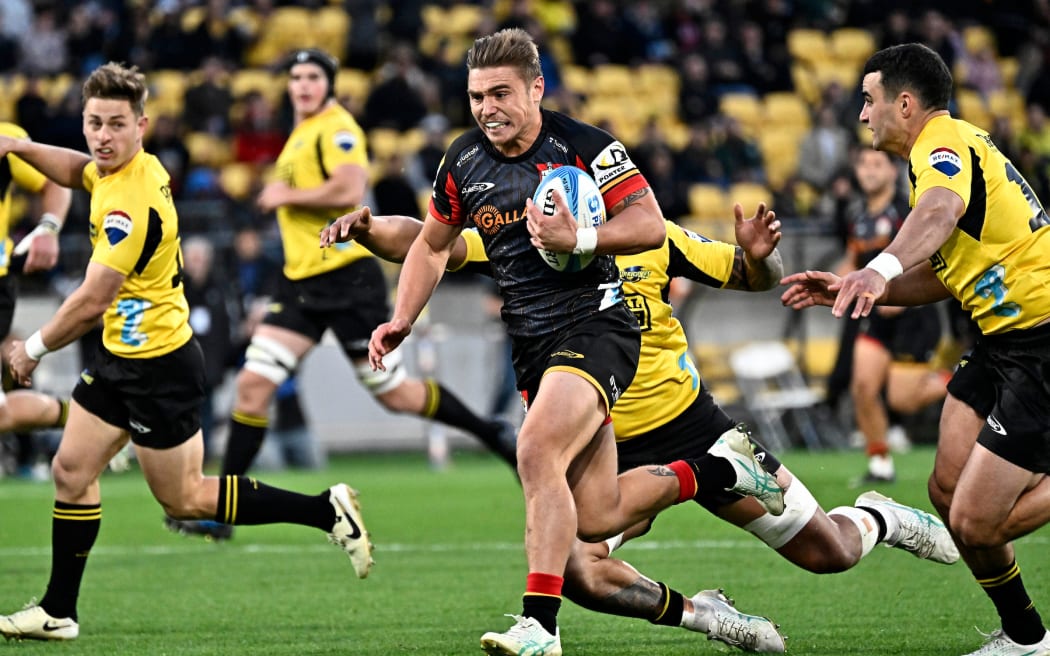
xmin=1 ymin=446 xmax=1047 ymax=655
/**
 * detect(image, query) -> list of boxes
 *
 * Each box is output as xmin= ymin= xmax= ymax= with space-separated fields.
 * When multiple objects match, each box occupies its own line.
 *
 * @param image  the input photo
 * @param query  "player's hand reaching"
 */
xmin=832 ymin=268 xmax=886 ymax=318
xmin=321 ymin=207 xmax=372 ymax=248
xmin=525 ymin=192 xmax=577 ymax=254
xmin=7 ymin=339 xmax=38 ymax=387
xmin=734 ymin=202 xmax=781 ymax=261
xmin=368 ymin=318 xmax=411 ymax=371
xmin=780 ymin=270 xmax=842 ymax=310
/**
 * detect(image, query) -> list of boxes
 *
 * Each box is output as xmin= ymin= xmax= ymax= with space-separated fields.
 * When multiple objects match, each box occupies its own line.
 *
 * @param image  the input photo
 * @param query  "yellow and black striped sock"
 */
xmin=978 ymin=560 xmax=1046 ymax=645
xmin=221 ymin=412 xmax=269 ymax=476
xmin=215 ymin=475 xmax=332 ymax=531
xmin=424 ymin=379 xmax=501 ymax=443
xmin=40 ymin=501 xmax=101 ymax=621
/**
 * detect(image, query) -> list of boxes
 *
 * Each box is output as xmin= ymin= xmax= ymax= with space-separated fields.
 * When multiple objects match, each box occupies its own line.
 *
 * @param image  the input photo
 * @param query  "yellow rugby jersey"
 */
xmin=458 ymin=221 xmax=736 ymax=439
xmin=910 ymin=115 xmax=1050 ymax=333
xmin=83 ymin=150 xmax=192 ymax=358
xmin=0 ymin=123 xmax=49 ymax=276
xmin=273 ymin=103 xmax=372 ymax=280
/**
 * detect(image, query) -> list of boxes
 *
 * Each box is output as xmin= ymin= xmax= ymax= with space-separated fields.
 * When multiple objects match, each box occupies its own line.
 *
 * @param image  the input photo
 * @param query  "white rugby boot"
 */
xmin=327 ymin=484 xmax=374 ymax=578
xmin=962 ymin=628 xmax=1050 ymax=655
xmin=480 ymin=614 xmax=561 ymax=656
xmin=0 ymin=603 xmax=78 ymax=641
xmin=855 ymin=490 xmax=959 ymax=564
xmin=684 ymin=589 xmax=786 ymax=653
xmin=708 ymin=424 xmax=785 ymax=516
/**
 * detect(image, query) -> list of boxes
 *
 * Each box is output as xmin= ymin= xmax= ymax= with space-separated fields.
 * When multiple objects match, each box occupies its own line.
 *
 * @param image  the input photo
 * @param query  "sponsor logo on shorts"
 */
xmin=552 ymin=350 xmax=584 ymax=359
xmin=986 ymin=414 xmax=1007 ymax=435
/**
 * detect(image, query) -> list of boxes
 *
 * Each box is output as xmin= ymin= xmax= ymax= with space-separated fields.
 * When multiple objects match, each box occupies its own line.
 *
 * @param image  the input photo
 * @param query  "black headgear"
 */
xmin=287 ymin=48 xmax=338 ymax=99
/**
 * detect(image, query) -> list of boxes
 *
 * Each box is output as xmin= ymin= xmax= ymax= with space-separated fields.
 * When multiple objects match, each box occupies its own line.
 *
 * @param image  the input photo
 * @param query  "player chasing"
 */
xmin=0 ymin=62 xmax=372 ymax=643
xmin=322 ymin=190 xmax=959 ymax=654
xmin=783 ymin=43 xmax=1050 ymax=656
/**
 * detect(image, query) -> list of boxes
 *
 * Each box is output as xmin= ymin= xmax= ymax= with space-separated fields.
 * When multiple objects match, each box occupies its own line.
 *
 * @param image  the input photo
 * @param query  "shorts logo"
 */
xmin=103 ymin=210 xmax=133 ymax=246
xmin=986 ymin=414 xmax=1007 ymax=435
xmin=929 ymin=147 xmax=962 ymax=178
xmin=552 ymin=350 xmax=584 ymax=359
xmin=333 ymin=131 xmax=357 ymax=152
xmin=129 ymin=419 xmax=152 ymax=434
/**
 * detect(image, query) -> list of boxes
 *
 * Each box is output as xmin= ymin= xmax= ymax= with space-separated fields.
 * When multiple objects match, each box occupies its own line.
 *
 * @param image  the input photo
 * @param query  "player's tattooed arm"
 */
xmin=607 ymin=187 xmax=651 ymax=215
xmin=726 ymin=246 xmax=784 ymax=292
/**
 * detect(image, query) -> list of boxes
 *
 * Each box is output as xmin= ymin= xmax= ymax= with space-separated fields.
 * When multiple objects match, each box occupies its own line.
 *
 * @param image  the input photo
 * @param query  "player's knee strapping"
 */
xmin=354 ymin=347 xmax=406 ymax=395
xmin=744 ymin=478 xmax=820 ymax=549
xmin=244 ymin=335 xmax=299 ymax=386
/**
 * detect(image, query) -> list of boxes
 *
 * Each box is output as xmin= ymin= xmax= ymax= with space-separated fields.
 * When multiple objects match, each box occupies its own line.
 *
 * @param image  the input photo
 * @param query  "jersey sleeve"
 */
xmin=8 ymin=155 xmax=47 ymax=194
xmin=90 ymin=197 xmax=155 ymax=277
xmin=429 ymin=145 xmax=465 ymax=226
xmin=911 ymin=129 xmax=972 ymax=209
xmin=575 ymin=124 xmax=649 ymax=212
xmin=318 ymin=118 xmax=369 ymax=174
xmin=447 ymin=227 xmax=492 ymax=276
xmin=665 ymin=221 xmax=736 ymax=287
xmin=82 ymin=162 xmax=98 ymax=193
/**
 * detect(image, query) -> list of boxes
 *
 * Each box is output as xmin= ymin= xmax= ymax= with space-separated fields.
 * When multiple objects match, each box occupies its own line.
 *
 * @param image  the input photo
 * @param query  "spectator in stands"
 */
xmin=372 ymin=153 xmax=421 ymax=218
xmin=877 ymin=9 xmax=916 ymax=50
xmin=345 ymin=0 xmax=382 ymax=70
xmin=184 ymin=0 xmax=249 ymax=67
xmin=44 ymin=87 xmax=86 ymax=153
xmin=623 ymin=1 xmax=675 ymax=63
xmin=677 ymin=53 xmax=720 ymax=126
xmin=572 ymin=0 xmax=631 ymax=66
xmin=797 ymin=105 xmax=855 ymax=191
xmin=916 ymin=9 xmax=961 ymax=73
xmin=147 ymin=8 xmax=198 ymax=71
xmin=65 ymin=3 xmax=105 ymax=77
xmin=362 ymin=43 xmax=429 ymax=131
xmin=183 ymin=56 xmax=234 ymax=136
xmin=959 ymin=43 xmax=1004 ymax=101
xmin=144 ymin=115 xmax=191 ymax=199
xmin=675 ymin=120 xmax=725 ymax=187
xmin=738 ymin=20 xmax=793 ymax=95
xmin=712 ymin=115 xmax=765 ymax=184
xmin=182 ymin=236 xmax=235 ymax=460
xmin=18 ymin=5 xmax=67 ymax=76
xmin=233 ymin=90 xmax=285 ymax=165
xmin=14 ymin=75 xmax=50 ymax=142
xmin=702 ymin=16 xmax=749 ymax=95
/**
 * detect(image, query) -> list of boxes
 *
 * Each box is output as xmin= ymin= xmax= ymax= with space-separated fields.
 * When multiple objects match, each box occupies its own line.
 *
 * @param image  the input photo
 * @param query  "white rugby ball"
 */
xmin=531 ymin=166 xmax=606 ymax=272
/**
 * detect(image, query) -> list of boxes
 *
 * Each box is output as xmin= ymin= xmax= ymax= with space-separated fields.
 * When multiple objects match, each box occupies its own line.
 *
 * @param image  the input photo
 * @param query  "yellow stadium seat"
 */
xmin=445 ymin=4 xmax=484 ymax=36
xmin=561 ymin=65 xmax=590 ymax=95
xmin=719 ymin=93 xmax=762 ymax=134
xmin=998 ymin=57 xmax=1019 ymax=88
xmin=811 ymin=59 xmax=860 ymax=89
xmin=336 ymin=68 xmax=371 ymax=104
xmin=637 ymin=64 xmax=680 ymax=100
xmin=231 ymin=69 xmax=283 ymax=105
xmin=368 ymin=128 xmax=400 ymax=161
xmin=787 ymin=29 xmax=829 ymax=67
xmin=314 ymin=6 xmax=350 ymax=60
xmin=148 ymin=69 xmax=187 ymax=117
xmin=790 ymin=63 xmax=820 ymax=106
xmin=185 ymin=132 xmax=232 ymax=168
xmin=955 ymin=88 xmax=991 ymax=131
xmin=687 ymin=183 xmax=729 ymax=221
xmin=962 ymin=25 xmax=995 ymax=55
xmin=758 ymin=130 xmax=804 ymax=190
xmin=763 ymin=92 xmax=811 ymax=131
xmin=593 ymin=64 xmax=633 ymax=97
xmin=830 ymin=28 xmax=875 ymax=64
xmin=727 ymin=182 xmax=773 ymax=215
xmin=220 ymin=162 xmax=257 ymax=201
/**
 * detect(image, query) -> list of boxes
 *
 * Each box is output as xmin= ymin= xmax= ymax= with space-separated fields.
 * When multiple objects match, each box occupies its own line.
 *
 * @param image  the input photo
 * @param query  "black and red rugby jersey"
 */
xmin=430 ymin=109 xmax=650 ymax=338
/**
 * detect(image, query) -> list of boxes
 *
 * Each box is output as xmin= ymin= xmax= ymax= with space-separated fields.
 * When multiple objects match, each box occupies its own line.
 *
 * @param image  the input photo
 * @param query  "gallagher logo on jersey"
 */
xmin=103 ymin=210 xmax=133 ymax=246
xmin=929 ymin=147 xmax=962 ymax=178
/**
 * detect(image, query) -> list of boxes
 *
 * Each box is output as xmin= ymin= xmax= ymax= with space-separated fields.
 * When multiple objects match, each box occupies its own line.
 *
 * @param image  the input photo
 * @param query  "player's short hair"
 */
xmin=82 ymin=62 xmax=148 ymax=116
xmin=286 ymin=47 xmax=338 ymax=99
xmin=466 ymin=28 xmax=542 ymax=83
xmin=863 ymin=43 xmax=952 ymax=111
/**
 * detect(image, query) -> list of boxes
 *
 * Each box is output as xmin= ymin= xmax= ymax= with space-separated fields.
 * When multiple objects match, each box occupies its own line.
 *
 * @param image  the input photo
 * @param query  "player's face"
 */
xmin=467 ymin=66 xmax=544 ymax=157
xmin=859 ymin=72 xmax=906 ymax=156
xmin=854 ymin=148 xmax=896 ymax=195
xmin=82 ymin=97 xmax=146 ymax=175
xmin=288 ymin=62 xmax=329 ymax=117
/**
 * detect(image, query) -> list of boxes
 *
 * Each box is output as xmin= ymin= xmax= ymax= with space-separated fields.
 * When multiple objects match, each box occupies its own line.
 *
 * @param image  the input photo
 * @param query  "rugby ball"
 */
xmin=531 ymin=166 xmax=606 ymax=272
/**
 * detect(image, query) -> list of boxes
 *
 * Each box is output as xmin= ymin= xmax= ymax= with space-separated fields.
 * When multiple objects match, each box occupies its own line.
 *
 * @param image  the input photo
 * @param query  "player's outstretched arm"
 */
xmin=0 ymin=135 xmax=90 ymax=190
xmin=321 ymin=209 xmax=471 ymax=268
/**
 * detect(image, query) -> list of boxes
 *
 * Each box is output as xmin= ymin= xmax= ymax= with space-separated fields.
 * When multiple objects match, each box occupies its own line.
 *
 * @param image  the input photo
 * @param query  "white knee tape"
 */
xmin=742 ymin=477 xmax=820 ymax=549
xmin=355 ymin=347 xmax=406 ymax=395
xmin=244 ymin=335 xmax=300 ymax=386
xmin=827 ymin=506 xmax=880 ymax=557
xmin=604 ymin=532 xmax=625 ymax=554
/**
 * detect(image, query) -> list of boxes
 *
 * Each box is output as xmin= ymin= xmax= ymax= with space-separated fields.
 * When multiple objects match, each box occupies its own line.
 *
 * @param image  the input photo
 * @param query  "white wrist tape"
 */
xmin=13 ymin=213 xmax=62 ymax=256
xmin=24 ymin=330 xmax=49 ymax=361
xmin=573 ymin=227 xmax=598 ymax=256
xmin=865 ymin=252 xmax=903 ymax=281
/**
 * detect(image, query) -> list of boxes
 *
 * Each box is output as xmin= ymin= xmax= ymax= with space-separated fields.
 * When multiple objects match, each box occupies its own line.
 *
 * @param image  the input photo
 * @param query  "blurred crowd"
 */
xmin=3 ymin=1 xmax=1050 ymax=282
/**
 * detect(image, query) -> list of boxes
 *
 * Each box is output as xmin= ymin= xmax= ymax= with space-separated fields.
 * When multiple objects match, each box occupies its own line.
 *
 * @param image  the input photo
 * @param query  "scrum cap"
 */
xmin=286 ymin=48 xmax=338 ymax=98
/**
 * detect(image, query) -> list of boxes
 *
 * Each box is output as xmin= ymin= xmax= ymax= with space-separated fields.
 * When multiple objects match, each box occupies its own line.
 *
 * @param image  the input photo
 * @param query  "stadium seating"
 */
xmin=787 ymin=28 xmax=830 ymax=68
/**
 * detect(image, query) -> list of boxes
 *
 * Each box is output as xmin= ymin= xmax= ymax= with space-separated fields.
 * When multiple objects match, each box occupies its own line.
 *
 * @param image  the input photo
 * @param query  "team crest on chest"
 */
xmin=929 ymin=147 xmax=962 ymax=178
xmin=103 ymin=210 xmax=133 ymax=246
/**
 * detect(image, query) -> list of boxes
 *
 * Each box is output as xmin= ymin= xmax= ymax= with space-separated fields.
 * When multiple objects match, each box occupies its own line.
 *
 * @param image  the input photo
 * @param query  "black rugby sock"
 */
xmin=979 ymin=560 xmax=1046 ymax=645
xmin=222 ymin=413 xmax=268 ymax=476
xmin=40 ymin=502 xmax=102 ymax=621
xmin=215 ymin=475 xmax=333 ymax=530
